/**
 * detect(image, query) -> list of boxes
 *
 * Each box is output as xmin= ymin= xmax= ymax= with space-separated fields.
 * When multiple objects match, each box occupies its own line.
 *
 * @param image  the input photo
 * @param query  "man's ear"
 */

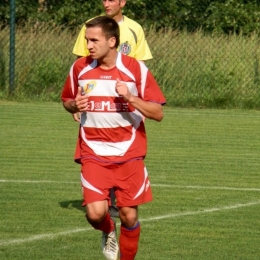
xmin=120 ymin=0 xmax=126 ymax=8
xmin=109 ymin=37 xmax=117 ymax=48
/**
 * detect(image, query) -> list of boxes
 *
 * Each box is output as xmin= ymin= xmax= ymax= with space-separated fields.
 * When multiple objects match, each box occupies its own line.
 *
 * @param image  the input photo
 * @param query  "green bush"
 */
xmin=2 ymin=0 xmax=260 ymax=35
xmin=204 ymin=0 xmax=260 ymax=34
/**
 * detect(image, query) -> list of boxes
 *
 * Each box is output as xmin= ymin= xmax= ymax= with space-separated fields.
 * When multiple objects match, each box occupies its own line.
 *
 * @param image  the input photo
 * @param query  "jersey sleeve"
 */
xmin=72 ymin=25 xmax=90 ymax=57
xmin=138 ymin=62 xmax=166 ymax=104
xmin=61 ymin=62 xmax=79 ymax=102
xmin=144 ymin=71 xmax=166 ymax=104
xmin=134 ymin=25 xmax=153 ymax=61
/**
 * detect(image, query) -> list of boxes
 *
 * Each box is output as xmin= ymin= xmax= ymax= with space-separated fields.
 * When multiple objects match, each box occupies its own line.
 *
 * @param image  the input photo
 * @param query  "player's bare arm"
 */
xmin=72 ymin=113 xmax=80 ymax=122
xmin=115 ymin=79 xmax=164 ymax=122
xmin=71 ymin=55 xmax=85 ymax=123
xmin=63 ymin=87 xmax=89 ymax=114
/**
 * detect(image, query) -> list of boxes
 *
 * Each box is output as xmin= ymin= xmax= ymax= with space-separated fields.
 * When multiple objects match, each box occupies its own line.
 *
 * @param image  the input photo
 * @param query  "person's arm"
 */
xmin=63 ymin=100 xmax=79 ymax=114
xmin=115 ymin=79 xmax=164 ymax=122
xmin=72 ymin=113 xmax=80 ymax=122
xmin=63 ymin=87 xmax=89 ymax=115
xmin=128 ymin=95 xmax=164 ymax=122
xmin=71 ymin=24 xmax=89 ymax=122
xmin=133 ymin=25 xmax=153 ymax=61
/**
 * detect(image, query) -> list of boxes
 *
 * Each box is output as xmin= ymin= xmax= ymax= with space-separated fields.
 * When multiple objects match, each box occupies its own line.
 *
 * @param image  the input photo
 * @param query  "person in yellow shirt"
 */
xmin=72 ymin=0 xmax=153 ymax=220
xmin=73 ymin=0 xmax=152 ymax=61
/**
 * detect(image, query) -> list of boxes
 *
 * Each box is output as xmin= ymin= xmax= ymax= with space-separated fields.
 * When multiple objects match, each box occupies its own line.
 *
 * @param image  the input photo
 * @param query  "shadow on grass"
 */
xmin=59 ymin=200 xmax=85 ymax=212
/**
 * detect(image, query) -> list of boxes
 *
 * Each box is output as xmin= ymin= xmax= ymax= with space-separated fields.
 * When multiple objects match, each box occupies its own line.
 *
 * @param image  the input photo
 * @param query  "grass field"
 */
xmin=0 ymin=101 xmax=260 ymax=259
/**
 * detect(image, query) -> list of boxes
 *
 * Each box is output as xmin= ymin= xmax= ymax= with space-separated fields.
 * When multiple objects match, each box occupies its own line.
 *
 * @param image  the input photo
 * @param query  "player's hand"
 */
xmin=115 ymin=78 xmax=132 ymax=102
xmin=75 ymin=86 xmax=89 ymax=112
xmin=72 ymin=112 xmax=80 ymax=123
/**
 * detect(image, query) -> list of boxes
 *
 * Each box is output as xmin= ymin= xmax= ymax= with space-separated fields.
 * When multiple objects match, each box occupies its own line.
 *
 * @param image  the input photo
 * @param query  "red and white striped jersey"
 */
xmin=61 ymin=53 xmax=166 ymax=164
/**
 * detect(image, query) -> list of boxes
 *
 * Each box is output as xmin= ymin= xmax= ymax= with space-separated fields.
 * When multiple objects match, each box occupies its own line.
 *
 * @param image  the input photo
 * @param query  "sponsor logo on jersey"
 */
xmin=87 ymin=97 xmax=135 ymax=112
xmin=82 ymin=80 xmax=97 ymax=94
xmin=119 ymin=42 xmax=131 ymax=55
xmin=100 ymin=75 xmax=112 ymax=79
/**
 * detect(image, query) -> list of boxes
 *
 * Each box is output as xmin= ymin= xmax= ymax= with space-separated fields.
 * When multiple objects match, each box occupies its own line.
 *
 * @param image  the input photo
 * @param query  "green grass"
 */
xmin=0 ymin=101 xmax=260 ymax=259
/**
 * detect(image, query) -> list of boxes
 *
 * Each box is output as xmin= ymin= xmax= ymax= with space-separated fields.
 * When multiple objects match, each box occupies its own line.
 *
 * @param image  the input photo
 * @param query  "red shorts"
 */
xmin=81 ymin=159 xmax=153 ymax=207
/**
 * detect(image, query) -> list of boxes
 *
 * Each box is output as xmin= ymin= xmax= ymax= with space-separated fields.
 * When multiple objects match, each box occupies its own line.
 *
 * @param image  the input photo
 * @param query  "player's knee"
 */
xmin=86 ymin=208 xmax=107 ymax=224
xmin=121 ymin=216 xmax=138 ymax=228
xmin=120 ymin=208 xmax=138 ymax=228
xmin=86 ymin=212 xmax=104 ymax=224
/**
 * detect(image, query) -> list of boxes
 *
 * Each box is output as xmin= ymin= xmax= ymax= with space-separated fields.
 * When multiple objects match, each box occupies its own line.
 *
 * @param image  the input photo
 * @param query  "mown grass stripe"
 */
xmin=1 ymin=200 xmax=259 ymax=247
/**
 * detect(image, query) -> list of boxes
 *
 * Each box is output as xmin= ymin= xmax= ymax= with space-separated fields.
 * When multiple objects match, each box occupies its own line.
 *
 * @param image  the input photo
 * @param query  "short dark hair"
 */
xmin=85 ymin=16 xmax=120 ymax=48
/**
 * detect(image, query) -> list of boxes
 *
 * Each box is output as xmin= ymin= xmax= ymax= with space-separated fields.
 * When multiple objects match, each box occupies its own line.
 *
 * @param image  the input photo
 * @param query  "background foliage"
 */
xmin=1 ymin=0 xmax=260 ymax=34
xmin=1 ymin=0 xmax=260 ymax=108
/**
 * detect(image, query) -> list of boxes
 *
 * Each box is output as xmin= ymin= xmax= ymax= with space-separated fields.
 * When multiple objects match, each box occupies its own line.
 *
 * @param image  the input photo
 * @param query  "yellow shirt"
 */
xmin=72 ymin=15 xmax=152 ymax=61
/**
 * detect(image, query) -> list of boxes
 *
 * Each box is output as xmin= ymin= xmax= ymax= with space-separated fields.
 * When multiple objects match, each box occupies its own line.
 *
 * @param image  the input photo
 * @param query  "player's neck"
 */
xmin=98 ymin=51 xmax=118 ymax=70
xmin=112 ymin=12 xmax=124 ymax=23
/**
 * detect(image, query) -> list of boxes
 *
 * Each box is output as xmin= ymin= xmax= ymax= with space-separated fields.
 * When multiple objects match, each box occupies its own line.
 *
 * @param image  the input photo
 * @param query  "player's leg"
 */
xmin=119 ymin=206 xmax=140 ymax=260
xmin=81 ymin=161 xmax=119 ymax=260
xmin=115 ymin=160 xmax=153 ymax=260
xmin=85 ymin=201 xmax=118 ymax=260
xmin=85 ymin=200 xmax=109 ymax=226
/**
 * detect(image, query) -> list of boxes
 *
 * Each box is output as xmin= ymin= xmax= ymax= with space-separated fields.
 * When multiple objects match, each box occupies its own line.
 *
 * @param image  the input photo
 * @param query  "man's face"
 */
xmin=102 ymin=0 xmax=125 ymax=18
xmin=86 ymin=27 xmax=115 ymax=60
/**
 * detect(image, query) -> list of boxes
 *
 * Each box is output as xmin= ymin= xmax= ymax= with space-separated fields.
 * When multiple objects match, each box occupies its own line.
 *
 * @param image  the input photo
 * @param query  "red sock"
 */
xmin=90 ymin=213 xmax=115 ymax=233
xmin=119 ymin=222 xmax=140 ymax=260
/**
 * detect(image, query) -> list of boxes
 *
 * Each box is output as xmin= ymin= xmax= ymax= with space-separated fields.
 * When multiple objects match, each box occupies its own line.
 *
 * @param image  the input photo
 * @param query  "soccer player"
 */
xmin=72 ymin=0 xmax=152 ymax=123
xmin=72 ymin=0 xmax=153 ymax=218
xmin=61 ymin=16 xmax=165 ymax=260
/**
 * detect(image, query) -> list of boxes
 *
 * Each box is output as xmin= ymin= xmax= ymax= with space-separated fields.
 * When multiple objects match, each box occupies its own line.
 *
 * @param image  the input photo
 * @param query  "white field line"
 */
xmin=0 ymin=179 xmax=80 ymax=184
xmin=0 ymin=179 xmax=260 ymax=192
xmin=0 ymin=228 xmax=91 ymax=247
xmin=0 ymin=200 xmax=260 ymax=247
